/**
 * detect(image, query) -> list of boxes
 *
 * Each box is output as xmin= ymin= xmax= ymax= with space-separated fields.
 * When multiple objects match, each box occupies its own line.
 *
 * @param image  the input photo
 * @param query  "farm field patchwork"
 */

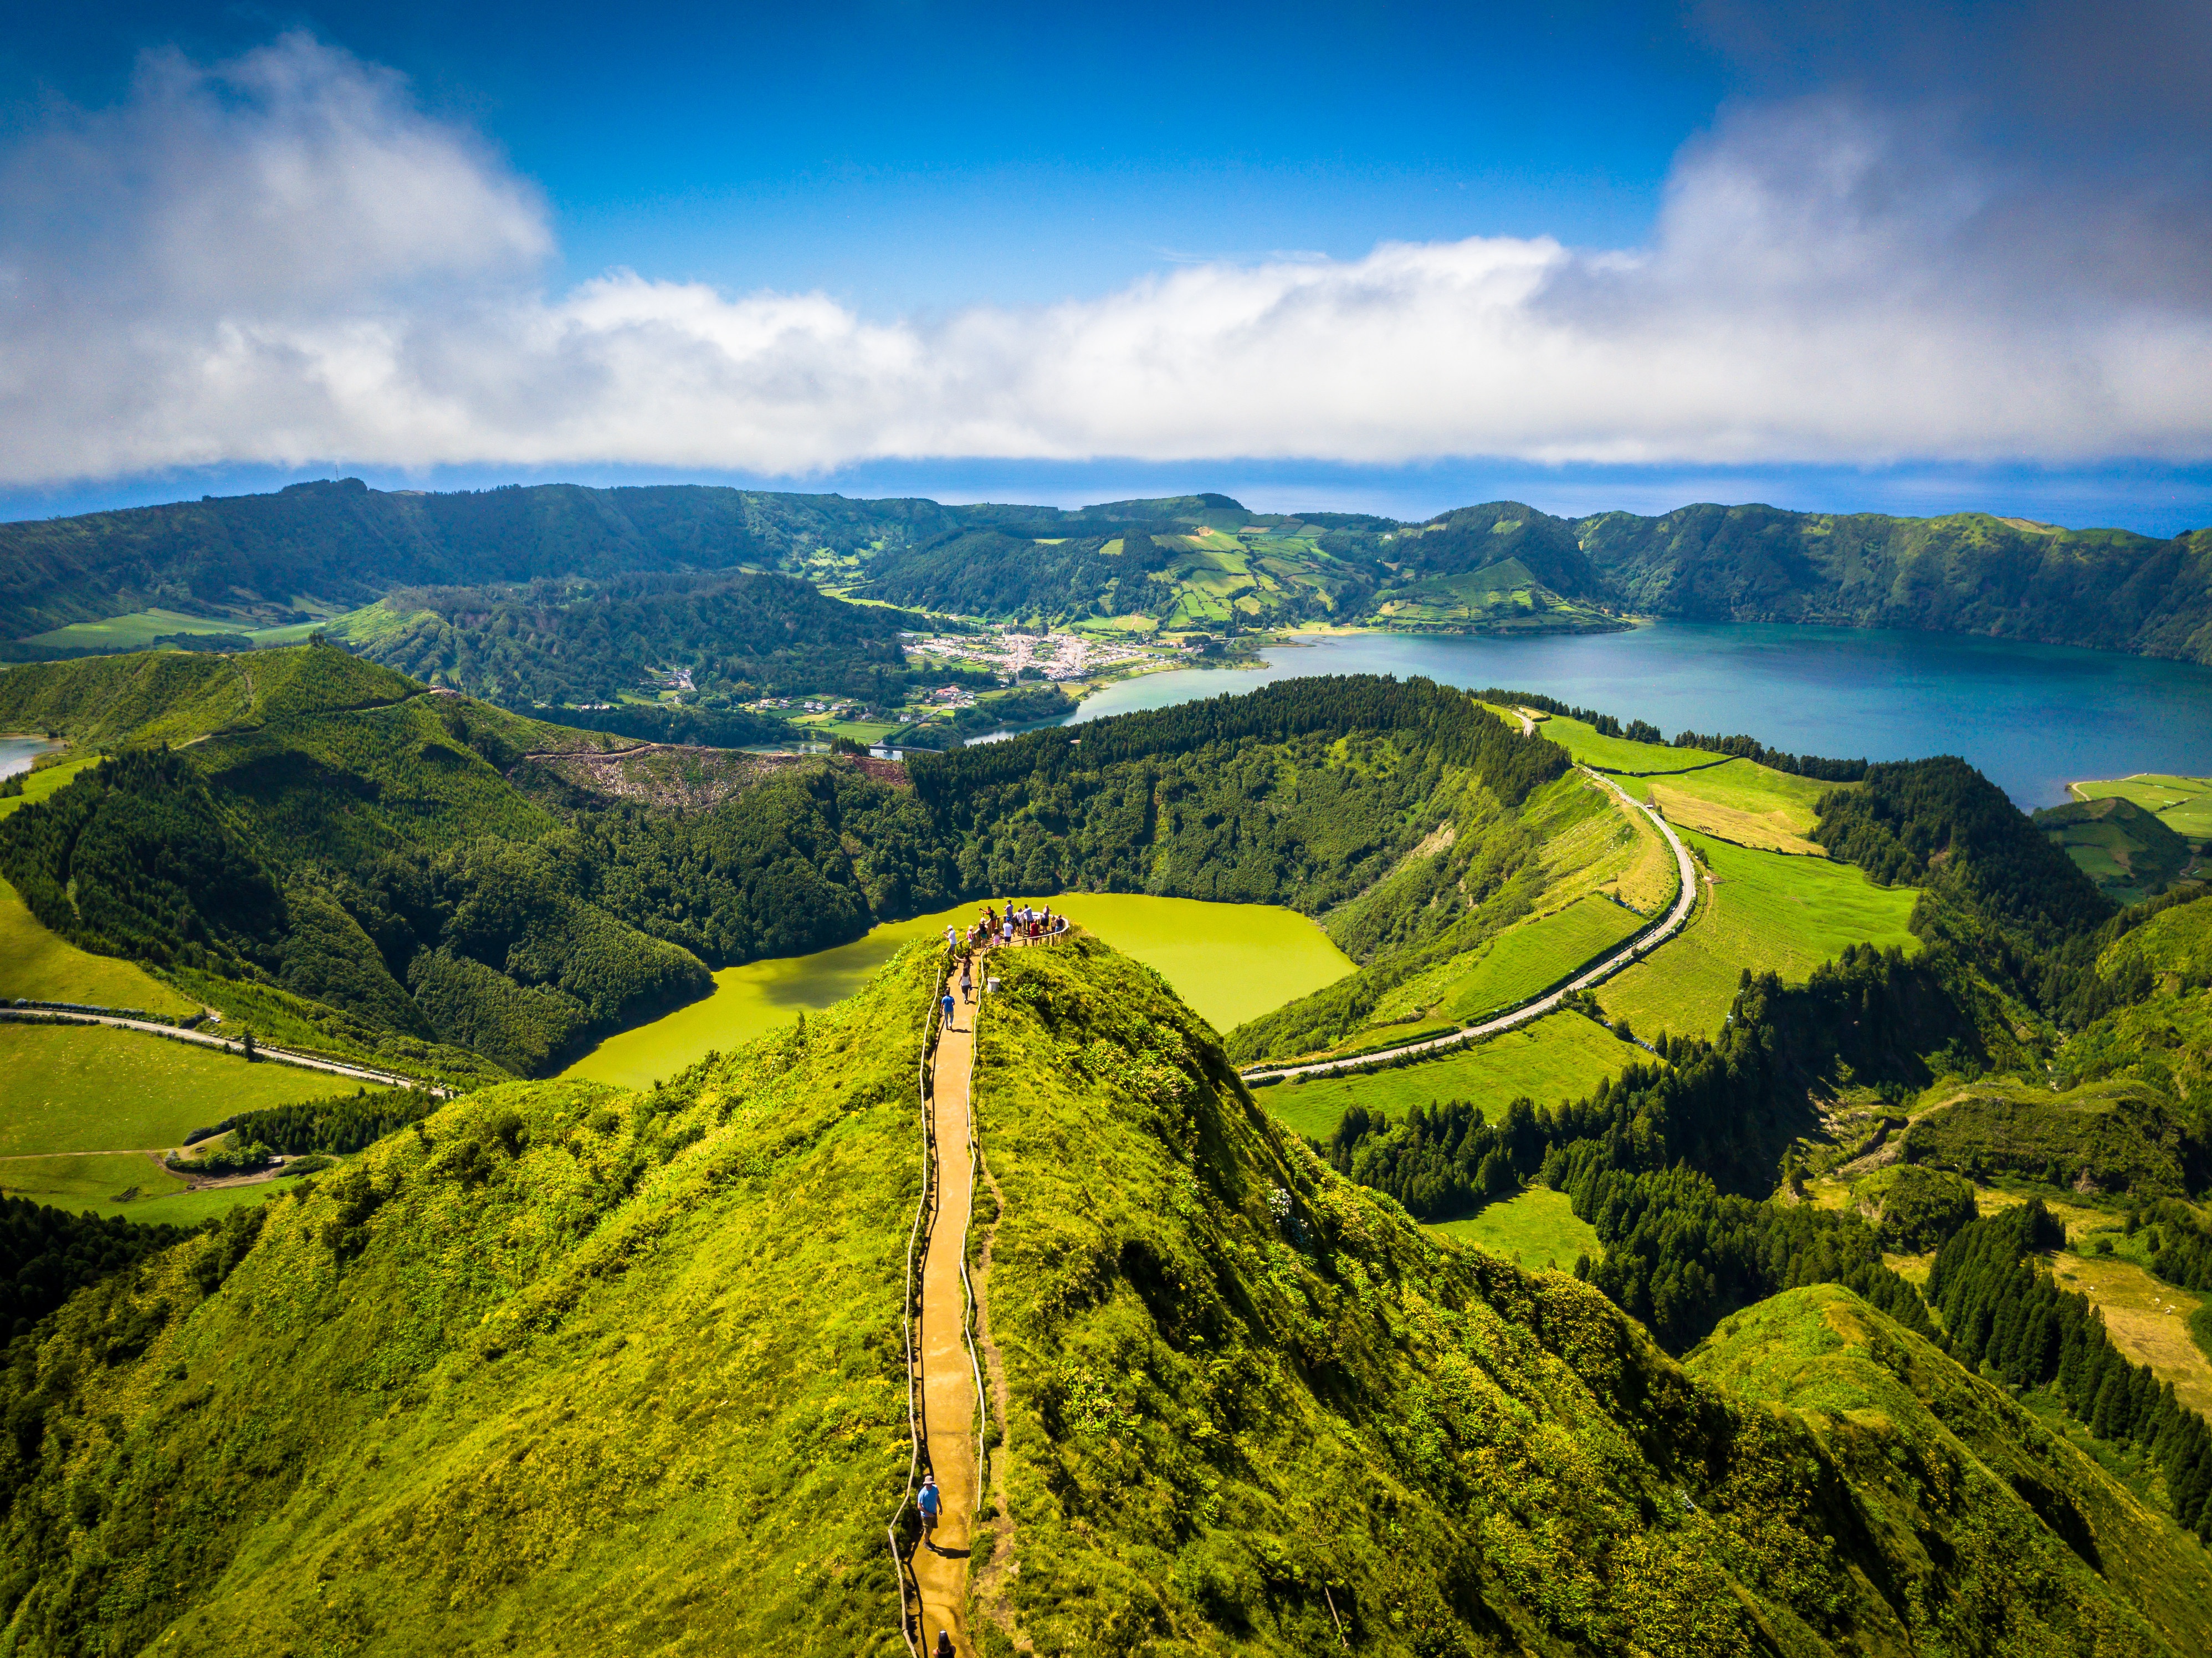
xmin=16 ymin=607 xmax=338 ymax=652
xmin=0 ymin=1021 xmax=358 ymax=1156
xmin=1427 ymin=1186 xmax=1602 ymax=1272
xmin=1255 ymin=1011 xmax=1642 ymax=1143
xmin=1596 ymin=827 xmax=1919 ymax=1041
xmin=567 ymin=892 xmax=1355 ymax=1090
xmin=2070 ymin=774 xmax=2212 ymax=844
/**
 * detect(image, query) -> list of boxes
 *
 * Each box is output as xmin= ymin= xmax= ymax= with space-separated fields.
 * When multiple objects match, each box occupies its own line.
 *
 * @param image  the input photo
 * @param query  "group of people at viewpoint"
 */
xmin=943 ymin=900 xmax=1067 ymax=957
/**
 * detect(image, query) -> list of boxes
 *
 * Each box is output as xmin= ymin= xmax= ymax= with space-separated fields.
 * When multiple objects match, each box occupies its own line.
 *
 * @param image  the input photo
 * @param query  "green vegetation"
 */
xmin=13 ymin=480 xmax=2212 ymax=671
xmin=350 ymin=569 xmax=927 ymax=713
xmin=1535 ymin=713 xmax=1727 ymax=774
xmin=2072 ymin=774 xmax=2212 ymax=845
xmin=1898 ymin=1077 xmax=2198 ymax=1198
xmin=1435 ymin=893 xmax=1644 ymax=1021
xmin=9 ymin=918 xmax=2212 ymax=1649
xmin=0 ymin=881 xmax=199 ymax=1014
xmin=0 ymin=1023 xmax=358 ymax=1156
xmin=1425 ymin=1185 xmax=1600 ymax=1268
xmin=0 ymin=1195 xmax=186 ymax=1340
xmin=1597 ymin=827 xmax=1919 ymax=1039
xmin=1256 ymin=1011 xmax=1641 ymax=1142
xmin=0 ymin=1153 xmax=275 ymax=1226
xmin=1849 ymin=1163 xmax=1980 ymax=1252
xmin=2036 ymin=794 xmax=2196 ymax=900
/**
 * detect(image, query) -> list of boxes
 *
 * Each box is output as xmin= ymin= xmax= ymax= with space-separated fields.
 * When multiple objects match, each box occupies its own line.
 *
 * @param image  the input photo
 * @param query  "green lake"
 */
xmin=562 ymin=893 xmax=1354 ymax=1091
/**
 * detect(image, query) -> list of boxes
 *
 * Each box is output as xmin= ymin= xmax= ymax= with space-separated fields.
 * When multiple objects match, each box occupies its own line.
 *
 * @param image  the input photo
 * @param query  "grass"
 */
xmin=1426 ymin=1185 xmax=1601 ymax=1271
xmin=1533 ymin=714 xmax=1727 ymax=774
xmin=0 ymin=752 xmax=96 ymax=822
xmin=0 ymin=1021 xmax=360 ymax=1156
xmin=1435 ymin=894 xmax=1647 ymax=1022
xmin=2049 ymin=1252 xmax=2212 ymax=1414
xmin=0 ymin=1150 xmax=281 ymax=1226
xmin=0 ymin=879 xmax=201 ymax=1013
xmin=567 ymin=892 xmax=1355 ymax=1091
xmin=1255 ymin=1010 xmax=1643 ymax=1142
xmin=1650 ymin=758 xmax=1833 ymax=854
xmin=15 ymin=935 xmax=2212 ymax=1653
xmin=1597 ymin=827 xmax=1920 ymax=1041
xmin=2072 ymin=774 xmax=2212 ymax=843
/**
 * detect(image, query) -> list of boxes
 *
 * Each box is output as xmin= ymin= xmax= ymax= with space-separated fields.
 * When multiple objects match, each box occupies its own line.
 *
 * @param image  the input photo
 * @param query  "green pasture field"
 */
xmin=1437 ymin=894 xmax=1646 ymax=1022
xmin=567 ymin=892 xmax=1355 ymax=1092
xmin=2070 ymin=775 xmax=2212 ymax=844
xmin=1427 ymin=1186 xmax=1601 ymax=1271
xmin=1255 ymin=1011 xmax=1641 ymax=1143
xmin=1648 ymin=756 xmax=1834 ymax=847
xmin=0 ymin=1150 xmax=283 ymax=1225
xmin=0 ymin=881 xmax=200 ymax=1014
xmin=0 ymin=1021 xmax=359 ymax=1157
xmin=1597 ymin=828 xmax=1919 ymax=1041
xmin=1533 ymin=715 xmax=1727 ymax=775
xmin=17 ymin=607 xmax=344 ymax=653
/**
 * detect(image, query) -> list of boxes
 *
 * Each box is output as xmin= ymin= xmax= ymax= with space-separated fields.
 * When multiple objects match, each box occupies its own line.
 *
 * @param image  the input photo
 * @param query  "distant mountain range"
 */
xmin=4 ymin=478 xmax=2210 ymax=666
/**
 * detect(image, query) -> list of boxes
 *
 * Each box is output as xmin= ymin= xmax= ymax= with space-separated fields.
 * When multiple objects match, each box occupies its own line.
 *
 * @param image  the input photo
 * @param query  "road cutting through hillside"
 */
xmin=912 ymin=979 xmax=981 ymax=1656
xmin=1241 ymin=765 xmax=1701 ymax=1085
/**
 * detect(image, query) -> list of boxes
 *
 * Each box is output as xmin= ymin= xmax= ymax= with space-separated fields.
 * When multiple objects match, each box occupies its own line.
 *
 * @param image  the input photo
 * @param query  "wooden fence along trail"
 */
xmin=894 ymin=919 xmax=1067 ymax=1654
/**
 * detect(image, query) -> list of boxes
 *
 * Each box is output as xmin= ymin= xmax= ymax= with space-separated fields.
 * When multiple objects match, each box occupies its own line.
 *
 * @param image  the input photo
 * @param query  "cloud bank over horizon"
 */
xmin=3 ymin=26 xmax=2209 ymax=489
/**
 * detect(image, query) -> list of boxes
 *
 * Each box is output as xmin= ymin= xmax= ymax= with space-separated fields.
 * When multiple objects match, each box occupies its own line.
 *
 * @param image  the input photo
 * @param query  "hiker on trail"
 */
xmin=934 ymin=1630 xmax=955 ymax=1658
xmin=1002 ymin=917 xmax=1015 ymax=946
xmin=945 ymin=924 xmax=957 ymax=949
xmin=941 ymin=991 xmax=957 ymax=1030
xmin=960 ymin=961 xmax=974 ymax=1002
xmin=918 ymin=1473 xmax=941 ymax=1544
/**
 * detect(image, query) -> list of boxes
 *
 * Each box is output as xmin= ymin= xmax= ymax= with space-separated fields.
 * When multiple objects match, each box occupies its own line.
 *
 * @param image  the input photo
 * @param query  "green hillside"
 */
xmin=12 ymin=480 xmax=2212 ymax=664
xmin=2035 ymin=794 xmax=2196 ymax=902
xmin=9 ymin=935 xmax=2211 ymax=1654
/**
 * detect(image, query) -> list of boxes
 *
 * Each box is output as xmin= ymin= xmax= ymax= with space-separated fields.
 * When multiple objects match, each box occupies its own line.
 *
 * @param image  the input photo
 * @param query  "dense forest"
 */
xmin=349 ymin=569 xmax=927 ymax=710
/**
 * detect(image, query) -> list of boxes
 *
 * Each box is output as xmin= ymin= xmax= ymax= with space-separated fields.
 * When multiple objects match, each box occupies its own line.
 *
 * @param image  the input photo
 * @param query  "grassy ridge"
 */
xmin=9 ymin=935 xmax=2211 ymax=1651
xmin=1436 ymin=893 xmax=1645 ymax=1021
xmin=0 ymin=945 xmax=939 ymax=1655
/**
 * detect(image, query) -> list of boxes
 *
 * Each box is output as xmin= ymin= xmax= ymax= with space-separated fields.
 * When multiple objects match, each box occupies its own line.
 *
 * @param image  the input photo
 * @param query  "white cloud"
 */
xmin=3 ymin=34 xmax=2210 ymax=484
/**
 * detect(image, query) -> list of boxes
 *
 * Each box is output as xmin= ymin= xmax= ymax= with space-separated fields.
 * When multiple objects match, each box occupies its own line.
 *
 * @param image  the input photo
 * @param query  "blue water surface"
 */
xmin=1060 ymin=623 xmax=2212 ymax=808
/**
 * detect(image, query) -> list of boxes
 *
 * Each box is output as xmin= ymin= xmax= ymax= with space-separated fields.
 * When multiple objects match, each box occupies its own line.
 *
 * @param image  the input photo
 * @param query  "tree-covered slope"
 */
xmin=343 ymin=567 xmax=925 ymax=711
xmin=11 ymin=479 xmax=2212 ymax=663
xmin=8 ymin=935 xmax=2208 ymax=1654
xmin=0 ymin=478 xmax=965 ymax=638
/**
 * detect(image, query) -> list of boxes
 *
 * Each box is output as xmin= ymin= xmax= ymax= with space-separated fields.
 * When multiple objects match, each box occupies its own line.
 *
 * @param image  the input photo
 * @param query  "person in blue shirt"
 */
xmin=917 ymin=1472 xmax=941 ymax=1545
xmin=941 ymin=991 xmax=957 ymax=1031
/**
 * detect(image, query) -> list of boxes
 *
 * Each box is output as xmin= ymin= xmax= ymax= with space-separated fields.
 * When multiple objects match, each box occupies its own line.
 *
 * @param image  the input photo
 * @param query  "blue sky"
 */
xmin=2 ymin=2 xmax=2209 ymax=531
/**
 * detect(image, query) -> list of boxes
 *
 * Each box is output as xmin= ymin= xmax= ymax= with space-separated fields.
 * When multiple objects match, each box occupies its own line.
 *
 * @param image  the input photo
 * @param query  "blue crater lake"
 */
xmin=1058 ymin=623 xmax=2212 ymax=808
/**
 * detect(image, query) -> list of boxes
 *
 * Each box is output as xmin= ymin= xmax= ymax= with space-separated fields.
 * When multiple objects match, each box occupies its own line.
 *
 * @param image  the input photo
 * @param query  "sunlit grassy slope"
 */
xmin=1598 ymin=828 xmax=1919 ymax=1040
xmin=1426 ymin=1185 xmax=1601 ymax=1270
xmin=0 ymin=1021 xmax=356 ymax=1156
xmin=0 ymin=880 xmax=198 ymax=1014
xmin=0 ymin=1152 xmax=284 ymax=1227
xmin=1257 ymin=1010 xmax=1640 ymax=1142
xmin=11 ymin=935 xmax=2212 ymax=1654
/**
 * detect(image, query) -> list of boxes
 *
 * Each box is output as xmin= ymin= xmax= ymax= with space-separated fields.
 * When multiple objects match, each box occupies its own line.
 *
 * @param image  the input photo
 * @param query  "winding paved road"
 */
xmin=0 ymin=1009 xmax=438 ymax=1093
xmin=1240 ymin=766 xmax=1701 ymax=1086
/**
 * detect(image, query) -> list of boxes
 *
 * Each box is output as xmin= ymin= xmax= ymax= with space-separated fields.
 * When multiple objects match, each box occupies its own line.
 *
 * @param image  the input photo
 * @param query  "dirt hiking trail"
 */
xmin=914 ymin=988 xmax=980 ymax=1655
